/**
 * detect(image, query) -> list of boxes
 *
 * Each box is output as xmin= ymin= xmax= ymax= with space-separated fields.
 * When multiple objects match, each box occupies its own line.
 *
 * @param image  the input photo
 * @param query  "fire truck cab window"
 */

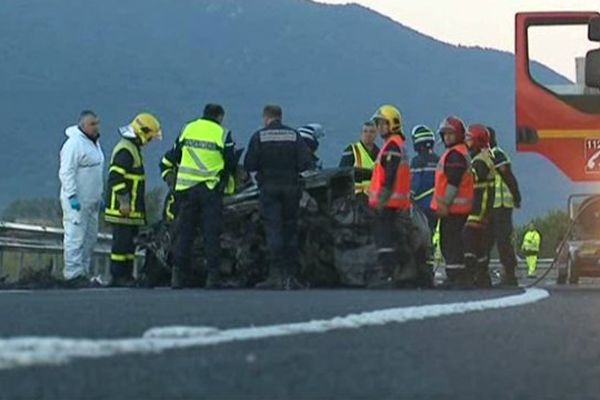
xmin=527 ymin=24 xmax=600 ymax=114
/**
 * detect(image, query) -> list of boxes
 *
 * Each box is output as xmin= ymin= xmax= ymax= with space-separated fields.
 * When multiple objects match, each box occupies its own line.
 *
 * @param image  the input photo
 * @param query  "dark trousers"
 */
xmin=488 ymin=207 xmax=518 ymax=275
xmin=374 ymin=208 xmax=413 ymax=274
xmin=111 ymin=224 xmax=139 ymax=279
xmin=174 ymin=184 xmax=223 ymax=274
xmin=259 ymin=185 xmax=300 ymax=275
xmin=463 ymin=224 xmax=492 ymax=285
xmin=422 ymin=208 xmax=438 ymax=236
xmin=440 ymin=214 xmax=468 ymax=269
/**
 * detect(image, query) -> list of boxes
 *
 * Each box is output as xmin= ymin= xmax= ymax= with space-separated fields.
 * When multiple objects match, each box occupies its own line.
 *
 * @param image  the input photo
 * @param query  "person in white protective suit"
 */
xmin=58 ymin=110 xmax=105 ymax=286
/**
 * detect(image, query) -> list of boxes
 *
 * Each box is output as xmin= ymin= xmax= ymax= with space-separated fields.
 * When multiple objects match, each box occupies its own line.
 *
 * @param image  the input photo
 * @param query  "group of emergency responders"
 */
xmin=58 ymin=103 xmax=540 ymax=289
xmin=338 ymin=105 xmax=541 ymax=288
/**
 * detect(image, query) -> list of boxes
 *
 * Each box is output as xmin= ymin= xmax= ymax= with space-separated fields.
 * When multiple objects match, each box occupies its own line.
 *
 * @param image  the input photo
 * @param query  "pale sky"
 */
xmin=317 ymin=0 xmax=599 ymax=80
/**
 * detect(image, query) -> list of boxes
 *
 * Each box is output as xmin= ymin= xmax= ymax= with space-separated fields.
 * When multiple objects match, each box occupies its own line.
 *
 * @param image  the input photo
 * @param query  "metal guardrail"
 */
xmin=0 ymin=221 xmax=114 ymax=281
xmin=0 ymin=221 xmax=112 ymax=240
xmin=0 ymin=220 xmax=556 ymax=284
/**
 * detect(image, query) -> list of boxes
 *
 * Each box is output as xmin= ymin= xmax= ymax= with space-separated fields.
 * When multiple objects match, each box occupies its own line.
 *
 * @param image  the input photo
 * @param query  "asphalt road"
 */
xmin=0 ymin=285 xmax=599 ymax=400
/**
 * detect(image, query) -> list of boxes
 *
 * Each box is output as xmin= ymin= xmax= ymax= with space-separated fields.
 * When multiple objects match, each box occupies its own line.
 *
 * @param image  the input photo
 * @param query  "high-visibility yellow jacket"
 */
xmin=521 ymin=229 xmax=541 ymax=253
xmin=175 ymin=119 xmax=227 ymax=192
xmin=351 ymin=141 xmax=376 ymax=194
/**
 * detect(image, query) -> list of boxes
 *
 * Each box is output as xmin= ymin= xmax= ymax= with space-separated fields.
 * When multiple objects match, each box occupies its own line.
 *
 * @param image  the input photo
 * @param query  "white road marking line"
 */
xmin=0 ymin=288 xmax=549 ymax=370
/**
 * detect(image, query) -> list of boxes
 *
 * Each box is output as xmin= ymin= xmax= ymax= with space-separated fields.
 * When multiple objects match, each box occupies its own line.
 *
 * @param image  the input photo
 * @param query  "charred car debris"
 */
xmin=137 ymin=167 xmax=434 ymax=289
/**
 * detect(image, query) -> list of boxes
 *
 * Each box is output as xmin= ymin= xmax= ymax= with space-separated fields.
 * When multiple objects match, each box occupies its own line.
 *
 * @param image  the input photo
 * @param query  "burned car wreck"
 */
xmin=138 ymin=167 xmax=434 ymax=288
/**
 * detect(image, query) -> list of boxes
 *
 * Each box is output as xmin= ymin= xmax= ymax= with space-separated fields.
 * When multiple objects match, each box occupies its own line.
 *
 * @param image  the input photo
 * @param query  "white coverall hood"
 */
xmin=64 ymin=125 xmax=81 ymax=138
xmin=118 ymin=125 xmax=137 ymax=139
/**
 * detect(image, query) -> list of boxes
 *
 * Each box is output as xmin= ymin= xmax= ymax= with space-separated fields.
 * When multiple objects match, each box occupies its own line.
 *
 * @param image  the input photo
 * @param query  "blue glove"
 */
xmin=69 ymin=196 xmax=81 ymax=211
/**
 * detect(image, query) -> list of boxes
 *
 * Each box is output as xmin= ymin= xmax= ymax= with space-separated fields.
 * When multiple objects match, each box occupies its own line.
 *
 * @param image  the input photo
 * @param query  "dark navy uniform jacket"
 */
xmin=244 ymin=120 xmax=314 ymax=188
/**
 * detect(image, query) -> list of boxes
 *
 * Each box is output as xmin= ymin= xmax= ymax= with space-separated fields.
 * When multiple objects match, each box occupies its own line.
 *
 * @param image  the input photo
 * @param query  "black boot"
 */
xmin=474 ymin=268 xmax=492 ymax=288
xmin=499 ymin=265 xmax=519 ymax=287
xmin=439 ymin=268 xmax=473 ymax=289
xmin=110 ymin=276 xmax=136 ymax=288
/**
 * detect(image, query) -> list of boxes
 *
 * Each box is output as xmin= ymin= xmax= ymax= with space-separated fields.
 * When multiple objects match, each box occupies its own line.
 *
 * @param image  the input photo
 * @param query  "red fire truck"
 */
xmin=516 ymin=11 xmax=600 ymax=180
xmin=515 ymin=12 xmax=600 ymax=283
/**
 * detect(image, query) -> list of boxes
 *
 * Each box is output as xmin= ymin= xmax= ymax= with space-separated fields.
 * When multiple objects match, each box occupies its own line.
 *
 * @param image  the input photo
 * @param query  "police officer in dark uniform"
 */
xmin=244 ymin=105 xmax=314 ymax=289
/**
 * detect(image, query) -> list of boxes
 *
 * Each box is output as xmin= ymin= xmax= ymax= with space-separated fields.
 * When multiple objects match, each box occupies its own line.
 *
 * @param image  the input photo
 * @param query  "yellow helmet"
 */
xmin=130 ymin=113 xmax=162 ymax=144
xmin=371 ymin=105 xmax=403 ymax=136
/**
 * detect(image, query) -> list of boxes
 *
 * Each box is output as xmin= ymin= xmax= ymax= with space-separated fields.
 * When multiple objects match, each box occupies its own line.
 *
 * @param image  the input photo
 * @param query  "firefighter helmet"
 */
xmin=438 ymin=116 xmax=466 ymax=142
xmin=466 ymin=124 xmax=491 ymax=151
xmin=298 ymin=123 xmax=325 ymax=153
xmin=410 ymin=124 xmax=435 ymax=150
xmin=371 ymin=105 xmax=403 ymax=136
xmin=130 ymin=113 xmax=162 ymax=144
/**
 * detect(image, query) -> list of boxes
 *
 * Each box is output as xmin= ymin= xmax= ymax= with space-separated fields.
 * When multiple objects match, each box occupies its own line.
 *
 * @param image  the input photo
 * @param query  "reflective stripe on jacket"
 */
xmin=352 ymin=141 xmax=376 ymax=194
xmin=431 ymin=144 xmax=474 ymax=215
xmin=368 ymin=135 xmax=411 ymax=210
xmin=105 ymin=138 xmax=146 ymax=226
xmin=522 ymin=230 xmax=541 ymax=252
xmin=175 ymin=119 xmax=226 ymax=192
xmin=492 ymin=146 xmax=514 ymax=208
xmin=467 ymin=149 xmax=496 ymax=225
xmin=410 ymin=152 xmax=439 ymax=211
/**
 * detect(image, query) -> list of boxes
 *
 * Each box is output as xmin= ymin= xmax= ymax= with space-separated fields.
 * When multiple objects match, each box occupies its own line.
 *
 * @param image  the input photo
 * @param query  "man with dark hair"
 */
xmin=263 ymin=104 xmax=282 ymax=120
xmin=339 ymin=121 xmax=380 ymax=199
xmin=244 ymin=105 xmax=313 ymax=289
xmin=171 ymin=104 xmax=236 ymax=289
xmin=59 ymin=110 xmax=104 ymax=287
xmin=487 ymin=126 xmax=522 ymax=286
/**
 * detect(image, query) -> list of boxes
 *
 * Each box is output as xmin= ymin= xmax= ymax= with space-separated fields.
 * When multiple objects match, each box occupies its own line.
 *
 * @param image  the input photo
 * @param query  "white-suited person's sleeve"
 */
xmin=59 ymin=138 xmax=79 ymax=198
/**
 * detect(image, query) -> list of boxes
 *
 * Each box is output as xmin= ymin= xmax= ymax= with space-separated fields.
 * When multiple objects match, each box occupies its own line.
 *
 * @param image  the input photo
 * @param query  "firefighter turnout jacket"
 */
xmin=492 ymin=145 xmax=521 ymax=209
xmin=466 ymin=149 xmax=496 ymax=227
xmin=105 ymin=138 xmax=146 ymax=225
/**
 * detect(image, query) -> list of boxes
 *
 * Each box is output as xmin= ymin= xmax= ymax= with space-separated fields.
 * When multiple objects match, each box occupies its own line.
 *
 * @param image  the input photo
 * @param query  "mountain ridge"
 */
xmin=0 ymin=0 xmax=588 ymax=222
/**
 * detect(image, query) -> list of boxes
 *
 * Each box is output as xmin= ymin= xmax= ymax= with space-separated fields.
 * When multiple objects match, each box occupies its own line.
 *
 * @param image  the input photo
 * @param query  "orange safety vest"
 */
xmin=368 ymin=135 xmax=411 ymax=210
xmin=431 ymin=143 xmax=474 ymax=215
